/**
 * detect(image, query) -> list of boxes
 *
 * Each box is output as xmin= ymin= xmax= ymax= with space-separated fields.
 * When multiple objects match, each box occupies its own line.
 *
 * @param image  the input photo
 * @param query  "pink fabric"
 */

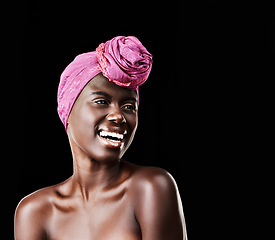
xmin=96 ymin=36 xmax=152 ymax=90
xmin=57 ymin=36 xmax=153 ymax=130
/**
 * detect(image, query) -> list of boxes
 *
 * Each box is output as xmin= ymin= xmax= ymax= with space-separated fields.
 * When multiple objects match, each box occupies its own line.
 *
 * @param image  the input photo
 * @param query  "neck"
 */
xmin=72 ymin=157 xmax=120 ymax=190
xmin=69 ymin=139 xmax=121 ymax=201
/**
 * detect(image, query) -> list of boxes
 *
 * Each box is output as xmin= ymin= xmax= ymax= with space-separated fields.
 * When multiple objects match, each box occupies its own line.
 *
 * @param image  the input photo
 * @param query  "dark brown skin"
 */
xmin=15 ymin=73 xmax=187 ymax=240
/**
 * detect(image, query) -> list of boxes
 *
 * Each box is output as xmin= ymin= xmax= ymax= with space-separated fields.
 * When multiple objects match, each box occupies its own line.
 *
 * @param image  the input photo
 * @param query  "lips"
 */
xmin=98 ymin=129 xmax=127 ymax=148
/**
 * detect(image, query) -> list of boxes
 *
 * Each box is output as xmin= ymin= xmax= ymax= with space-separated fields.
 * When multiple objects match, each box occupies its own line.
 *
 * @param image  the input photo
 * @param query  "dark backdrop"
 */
xmin=9 ymin=1 xmax=274 ymax=239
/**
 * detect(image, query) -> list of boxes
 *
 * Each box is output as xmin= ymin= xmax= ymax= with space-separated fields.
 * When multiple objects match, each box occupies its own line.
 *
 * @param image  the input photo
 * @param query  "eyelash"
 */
xmin=94 ymin=99 xmax=109 ymax=105
xmin=122 ymin=104 xmax=136 ymax=111
xmin=93 ymin=99 xmax=136 ymax=111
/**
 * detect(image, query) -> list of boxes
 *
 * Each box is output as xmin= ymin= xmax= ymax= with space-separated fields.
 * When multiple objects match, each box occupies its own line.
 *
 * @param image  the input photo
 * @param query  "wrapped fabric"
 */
xmin=96 ymin=36 xmax=153 ymax=89
xmin=57 ymin=36 xmax=153 ymax=130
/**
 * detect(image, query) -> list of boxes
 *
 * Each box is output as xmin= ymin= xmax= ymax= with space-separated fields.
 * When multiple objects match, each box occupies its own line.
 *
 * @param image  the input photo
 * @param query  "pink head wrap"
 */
xmin=57 ymin=36 xmax=153 ymax=130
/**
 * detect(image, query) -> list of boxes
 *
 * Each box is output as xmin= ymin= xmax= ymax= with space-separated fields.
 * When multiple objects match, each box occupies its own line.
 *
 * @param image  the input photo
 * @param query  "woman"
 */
xmin=15 ymin=36 xmax=187 ymax=239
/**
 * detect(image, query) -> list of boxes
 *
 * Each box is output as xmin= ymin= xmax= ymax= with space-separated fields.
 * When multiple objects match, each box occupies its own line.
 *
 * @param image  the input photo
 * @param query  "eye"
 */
xmin=122 ymin=103 xmax=136 ymax=111
xmin=94 ymin=99 xmax=109 ymax=105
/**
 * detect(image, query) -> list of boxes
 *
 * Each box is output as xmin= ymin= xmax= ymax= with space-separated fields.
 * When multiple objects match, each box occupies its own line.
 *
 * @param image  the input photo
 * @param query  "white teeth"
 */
xmin=99 ymin=131 xmax=124 ymax=140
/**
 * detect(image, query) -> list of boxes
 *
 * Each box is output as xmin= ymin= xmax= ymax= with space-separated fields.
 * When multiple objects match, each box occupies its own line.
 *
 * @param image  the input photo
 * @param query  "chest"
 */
xmin=47 ymin=194 xmax=141 ymax=240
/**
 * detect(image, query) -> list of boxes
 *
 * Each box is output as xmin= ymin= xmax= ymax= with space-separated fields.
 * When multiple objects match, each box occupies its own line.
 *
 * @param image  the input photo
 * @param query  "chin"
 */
xmin=85 ymin=141 xmax=128 ymax=165
xmin=90 ymin=149 xmax=122 ymax=164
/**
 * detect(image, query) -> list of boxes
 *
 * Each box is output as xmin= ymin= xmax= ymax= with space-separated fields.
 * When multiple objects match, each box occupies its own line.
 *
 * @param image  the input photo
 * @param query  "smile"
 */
xmin=98 ymin=130 xmax=127 ymax=148
xmin=98 ymin=130 xmax=126 ymax=145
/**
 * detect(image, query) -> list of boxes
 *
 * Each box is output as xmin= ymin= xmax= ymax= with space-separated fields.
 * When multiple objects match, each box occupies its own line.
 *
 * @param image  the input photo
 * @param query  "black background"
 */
xmin=8 ymin=1 xmax=275 ymax=239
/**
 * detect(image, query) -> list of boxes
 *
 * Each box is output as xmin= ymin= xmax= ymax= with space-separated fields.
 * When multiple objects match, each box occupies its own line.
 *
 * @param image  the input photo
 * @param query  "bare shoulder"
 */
xmin=123 ymin=161 xmax=186 ymax=239
xmin=124 ymin=161 xmax=179 ymax=194
xmin=15 ymin=177 xmax=72 ymax=216
xmin=123 ymin=161 xmax=181 ymax=206
xmin=14 ymin=186 xmax=57 ymax=239
xmin=15 ymin=186 xmax=55 ymax=224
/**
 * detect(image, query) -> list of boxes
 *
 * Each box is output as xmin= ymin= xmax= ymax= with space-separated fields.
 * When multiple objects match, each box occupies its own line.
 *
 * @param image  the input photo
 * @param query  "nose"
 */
xmin=106 ymin=108 xmax=126 ymax=125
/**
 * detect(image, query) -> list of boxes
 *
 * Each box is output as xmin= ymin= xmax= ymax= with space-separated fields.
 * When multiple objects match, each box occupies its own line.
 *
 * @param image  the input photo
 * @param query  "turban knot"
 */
xmin=96 ymin=36 xmax=153 ymax=90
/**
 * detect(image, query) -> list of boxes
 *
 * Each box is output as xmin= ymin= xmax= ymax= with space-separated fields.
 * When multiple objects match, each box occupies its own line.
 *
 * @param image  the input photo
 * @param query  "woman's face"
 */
xmin=67 ymin=73 xmax=138 ymax=163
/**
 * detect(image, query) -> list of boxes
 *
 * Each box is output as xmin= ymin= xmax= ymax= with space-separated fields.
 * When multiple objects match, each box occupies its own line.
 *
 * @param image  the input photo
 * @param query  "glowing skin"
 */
xmin=15 ymin=74 xmax=187 ymax=240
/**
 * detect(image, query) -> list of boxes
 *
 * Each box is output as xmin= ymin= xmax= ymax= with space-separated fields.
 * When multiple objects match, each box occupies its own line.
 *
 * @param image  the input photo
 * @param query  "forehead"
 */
xmin=84 ymin=73 xmax=137 ymax=99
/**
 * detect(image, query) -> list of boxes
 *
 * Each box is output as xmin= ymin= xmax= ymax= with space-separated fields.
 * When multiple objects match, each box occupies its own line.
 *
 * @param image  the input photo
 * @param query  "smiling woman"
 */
xmin=66 ymin=73 xmax=138 ymax=162
xmin=14 ymin=36 xmax=188 ymax=240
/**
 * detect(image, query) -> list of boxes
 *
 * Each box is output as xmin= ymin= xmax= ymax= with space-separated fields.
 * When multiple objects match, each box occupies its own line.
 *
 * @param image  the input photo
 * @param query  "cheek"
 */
xmin=119 ymin=116 xmax=138 ymax=159
xmin=125 ymin=115 xmax=138 ymax=145
xmin=68 ymin=105 xmax=102 ymax=145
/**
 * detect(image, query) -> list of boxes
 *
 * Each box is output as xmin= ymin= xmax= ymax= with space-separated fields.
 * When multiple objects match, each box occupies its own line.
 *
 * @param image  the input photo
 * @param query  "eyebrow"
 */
xmin=91 ymin=91 xmax=137 ymax=102
xmin=123 ymin=97 xmax=137 ymax=103
xmin=91 ymin=91 xmax=112 ymax=99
